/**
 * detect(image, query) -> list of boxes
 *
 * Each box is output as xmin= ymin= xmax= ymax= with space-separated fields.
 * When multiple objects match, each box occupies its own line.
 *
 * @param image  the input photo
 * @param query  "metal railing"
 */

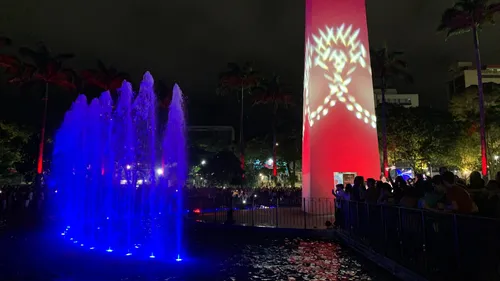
xmin=337 ymin=200 xmax=500 ymax=281
xmin=186 ymin=197 xmax=335 ymax=229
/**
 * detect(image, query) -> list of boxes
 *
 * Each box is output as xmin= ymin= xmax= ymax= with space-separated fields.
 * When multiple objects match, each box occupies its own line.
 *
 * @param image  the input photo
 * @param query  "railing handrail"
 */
xmin=335 ymin=198 xmax=500 ymax=223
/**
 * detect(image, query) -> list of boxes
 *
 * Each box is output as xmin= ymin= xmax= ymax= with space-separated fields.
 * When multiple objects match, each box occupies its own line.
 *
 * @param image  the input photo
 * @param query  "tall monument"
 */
xmin=302 ymin=0 xmax=381 ymax=203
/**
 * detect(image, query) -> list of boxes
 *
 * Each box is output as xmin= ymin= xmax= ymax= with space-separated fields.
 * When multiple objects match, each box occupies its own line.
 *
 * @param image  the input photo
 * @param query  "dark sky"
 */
xmin=2 ymin=0 xmax=500 ymax=107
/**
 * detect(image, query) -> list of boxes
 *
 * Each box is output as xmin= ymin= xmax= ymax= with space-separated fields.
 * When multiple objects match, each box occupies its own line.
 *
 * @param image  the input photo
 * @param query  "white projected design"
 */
xmin=304 ymin=24 xmax=376 ymax=129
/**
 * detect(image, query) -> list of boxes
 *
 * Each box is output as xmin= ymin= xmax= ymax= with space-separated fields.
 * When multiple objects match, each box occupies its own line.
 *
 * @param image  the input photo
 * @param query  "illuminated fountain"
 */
xmin=51 ymin=72 xmax=186 ymax=261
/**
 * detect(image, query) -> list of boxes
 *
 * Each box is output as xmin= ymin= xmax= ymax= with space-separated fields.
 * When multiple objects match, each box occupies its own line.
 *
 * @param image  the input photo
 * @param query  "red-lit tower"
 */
xmin=302 ymin=0 xmax=381 ymax=208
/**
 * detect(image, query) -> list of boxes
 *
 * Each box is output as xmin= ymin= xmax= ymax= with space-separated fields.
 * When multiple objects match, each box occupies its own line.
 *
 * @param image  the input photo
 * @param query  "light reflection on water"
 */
xmin=0 ymin=230 xmax=395 ymax=281
xmin=219 ymin=238 xmax=390 ymax=281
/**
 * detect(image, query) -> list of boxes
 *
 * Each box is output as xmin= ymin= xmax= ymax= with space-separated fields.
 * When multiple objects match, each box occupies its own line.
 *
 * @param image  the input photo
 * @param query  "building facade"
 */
xmin=448 ymin=61 xmax=500 ymax=96
xmin=374 ymin=88 xmax=419 ymax=107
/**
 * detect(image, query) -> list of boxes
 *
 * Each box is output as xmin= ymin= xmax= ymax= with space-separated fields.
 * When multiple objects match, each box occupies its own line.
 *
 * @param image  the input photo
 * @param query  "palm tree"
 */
xmin=0 ymin=36 xmax=17 ymax=73
xmin=217 ymin=62 xmax=260 ymax=182
xmin=438 ymin=0 xmax=500 ymax=177
xmin=81 ymin=60 xmax=130 ymax=92
xmin=17 ymin=42 xmax=76 ymax=179
xmin=253 ymin=75 xmax=293 ymax=182
xmin=370 ymin=46 xmax=413 ymax=177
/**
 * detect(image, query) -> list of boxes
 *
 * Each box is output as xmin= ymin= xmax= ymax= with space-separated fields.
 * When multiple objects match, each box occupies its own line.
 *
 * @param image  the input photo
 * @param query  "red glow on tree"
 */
xmin=81 ymin=60 xmax=129 ymax=92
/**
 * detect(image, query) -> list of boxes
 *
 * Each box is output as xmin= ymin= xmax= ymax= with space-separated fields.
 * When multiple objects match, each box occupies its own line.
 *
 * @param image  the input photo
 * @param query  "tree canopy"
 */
xmin=0 ymin=121 xmax=30 ymax=177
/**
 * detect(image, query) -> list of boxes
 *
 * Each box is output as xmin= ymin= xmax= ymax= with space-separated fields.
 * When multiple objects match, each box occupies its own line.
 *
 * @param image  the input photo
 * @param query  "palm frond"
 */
xmin=370 ymin=45 xmax=413 ymax=85
xmin=0 ymin=36 xmax=12 ymax=47
xmin=97 ymin=59 xmax=108 ymax=75
xmin=55 ymin=53 xmax=75 ymax=61
xmin=18 ymin=47 xmax=40 ymax=62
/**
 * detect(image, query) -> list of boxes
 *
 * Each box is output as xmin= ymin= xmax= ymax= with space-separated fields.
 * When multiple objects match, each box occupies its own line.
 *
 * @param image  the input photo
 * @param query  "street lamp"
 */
xmin=201 ymin=160 xmax=206 ymax=165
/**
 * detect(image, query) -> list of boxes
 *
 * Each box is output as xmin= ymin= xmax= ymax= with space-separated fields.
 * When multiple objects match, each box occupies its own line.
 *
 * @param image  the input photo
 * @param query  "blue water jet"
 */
xmin=51 ymin=72 xmax=187 ymax=261
xmin=162 ymin=84 xmax=187 ymax=260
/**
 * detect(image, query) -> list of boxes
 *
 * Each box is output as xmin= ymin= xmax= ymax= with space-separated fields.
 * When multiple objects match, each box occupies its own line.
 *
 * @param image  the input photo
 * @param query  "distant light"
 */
xmin=54 ymin=190 xmax=58 ymax=193
xmin=266 ymin=158 xmax=273 ymax=165
xmin=67 ymin=226 xmax=71 ymax=229
xmin=156 ymin=168 xmax=164 ymax=175
xmin=201 ymin=160 xmax=206 ymax=165
xmin=126 ymin=252 xmax=132 ymax=256
xmin=495 ymin=155 xmax=499 ymax=161
xmin=275 ymin=143 xmax=279 ymax=146
xmin=254 ymin=194 xmax=257 ymax=198
xmin=242 ymin=200 xmax=247 ymax=204
xmin=193 ymin=208 xmax=201 ymax=214
xmin=106 ymin=248 xmax=113 ymax=253
xmin=137 ymin=179 xmax=144 ymax=185
xmin=176 ymin=189 xmax=178 ymax=192
xmin=149 ymin=253 xmax=155 ymax=259
xmin=106 ymin=217 xmax=109 ymax=220
xmin=80 ymin=244 xmax=84 ymax=246
xmin=176 ymin=254 xmax=182 ymax=262
xmin=126 ymin=165 xmax=131 ymax=170
xmin=61 ymin=232 xmax=65 ymax=236
xmin=89 ymin=247 xmax=95 ymax=250
xmin=120 ymin=180 xmax=127 ymax=185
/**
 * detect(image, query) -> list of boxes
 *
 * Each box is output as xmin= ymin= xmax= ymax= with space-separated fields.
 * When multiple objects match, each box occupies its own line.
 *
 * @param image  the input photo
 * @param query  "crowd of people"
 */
xmin=186 ymin=186 xmax=303 ymax=209
xmin=3 ymin=167 xmax=500 ymax=230
xmin=333 ymin=168 xmax=500 ymax=220
xmin=0 ymin=185 xmax=45 ymax=214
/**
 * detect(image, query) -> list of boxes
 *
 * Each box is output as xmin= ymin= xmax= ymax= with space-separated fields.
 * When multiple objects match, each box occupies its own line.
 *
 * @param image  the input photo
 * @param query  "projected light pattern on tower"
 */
xmin=302 ymin=0 xmax=380 ymax=201
xmin=304 ymin=25 xmax=376 ymax=129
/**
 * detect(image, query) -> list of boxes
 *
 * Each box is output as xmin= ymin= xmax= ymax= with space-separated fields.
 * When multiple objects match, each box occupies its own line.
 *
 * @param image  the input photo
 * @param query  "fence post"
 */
xmin=452 ymin=214 xmax=460 ymax=271
xmin=251 ymin=198 xmax=255 ymax=227
xmin=303 ymin=197 xmax=307 ymax=229
xmin=213 ymin=197 xmax=217 ymax=223
xmin=356 ymin=201 xmax=360 ymax=236
xmin=381 ymin=205 xmax=387 ymax=255
xmin=347 ymin=200 xmax=351 ymax=234
xmin=365 ymin=202 xmax=370 ymax=243
xmin=420 ymin=210 xmax=427 ymax=273
xmin=398 ymin=208 xmax=404 ymax=261
xmin=275 ymin=197 xmax=279 ymax=228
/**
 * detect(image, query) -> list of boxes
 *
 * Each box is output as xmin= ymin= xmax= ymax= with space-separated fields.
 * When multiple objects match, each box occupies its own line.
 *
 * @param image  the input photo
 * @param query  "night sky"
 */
xmin=2 ymin=0 xmax=500 ymax=107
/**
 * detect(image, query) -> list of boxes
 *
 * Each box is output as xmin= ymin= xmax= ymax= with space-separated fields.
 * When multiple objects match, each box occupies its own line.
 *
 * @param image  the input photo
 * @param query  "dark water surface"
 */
xmin=0 ymin=222 xmax=398 ymax=281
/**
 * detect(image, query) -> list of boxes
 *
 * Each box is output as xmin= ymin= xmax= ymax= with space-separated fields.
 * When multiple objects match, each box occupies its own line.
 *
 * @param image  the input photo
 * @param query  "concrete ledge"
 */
xmin=333 ymin=230 xmax=428 ymax=281
xmin=188 ymin=220 xmax=334 ymax=239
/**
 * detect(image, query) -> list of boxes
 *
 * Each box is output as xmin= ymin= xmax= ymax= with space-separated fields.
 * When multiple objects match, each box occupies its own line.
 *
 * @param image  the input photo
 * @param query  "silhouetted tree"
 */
xmin=370 ymin=46 xmax=412 ymax=176
xmin=217 ymin=62 xmax=260 ymax=182
xmin=253 ymin=75 xmax=293 ymax=181
xmin=16 ymin=42 xmax=75 ymax=178
xmin=437 ymin=0 xmax=500 ymax=177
